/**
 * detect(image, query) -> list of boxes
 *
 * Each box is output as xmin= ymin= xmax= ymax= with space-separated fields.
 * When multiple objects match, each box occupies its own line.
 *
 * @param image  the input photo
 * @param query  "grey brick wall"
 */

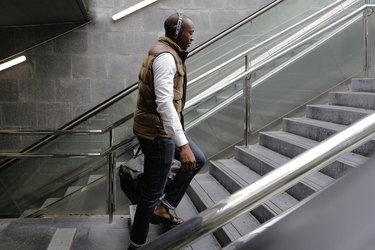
xmin=0 ymin=0 xmax=274 ymax=149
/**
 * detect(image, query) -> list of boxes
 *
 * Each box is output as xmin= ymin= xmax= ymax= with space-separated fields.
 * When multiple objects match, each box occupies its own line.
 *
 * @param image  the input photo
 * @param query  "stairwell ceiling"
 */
xmin=0 ymin=0 xmax=89 ymax=60
xmin=0 ymin=0 xmax=88 ymax=27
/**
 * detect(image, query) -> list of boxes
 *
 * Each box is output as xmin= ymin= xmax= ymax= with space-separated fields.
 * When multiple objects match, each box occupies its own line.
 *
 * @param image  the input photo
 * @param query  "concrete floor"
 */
xmin=0 ymin=215 xmax=167 ymax=250
xmin=0 ymin=216 xmax=132 ymax=250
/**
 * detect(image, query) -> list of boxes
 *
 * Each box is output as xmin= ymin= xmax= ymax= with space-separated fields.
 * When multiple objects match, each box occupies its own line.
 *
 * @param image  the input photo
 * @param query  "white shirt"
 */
xmin=153 ymin=53 xmax=188 ymax=147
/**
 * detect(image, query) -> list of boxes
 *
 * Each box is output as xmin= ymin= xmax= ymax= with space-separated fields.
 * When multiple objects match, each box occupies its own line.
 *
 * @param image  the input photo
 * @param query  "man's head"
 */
xmin=164 ymin=13 xmax=195 ymax=51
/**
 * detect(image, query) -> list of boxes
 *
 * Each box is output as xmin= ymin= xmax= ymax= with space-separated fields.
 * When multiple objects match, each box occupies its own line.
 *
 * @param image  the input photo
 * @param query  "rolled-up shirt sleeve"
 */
xmin=153 ymin=53 xmax=188 ymax=147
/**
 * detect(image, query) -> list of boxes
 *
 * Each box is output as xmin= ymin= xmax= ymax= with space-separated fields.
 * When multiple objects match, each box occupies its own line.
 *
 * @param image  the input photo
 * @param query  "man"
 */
xmin=128 ymin=13 xmax=205 ymax=249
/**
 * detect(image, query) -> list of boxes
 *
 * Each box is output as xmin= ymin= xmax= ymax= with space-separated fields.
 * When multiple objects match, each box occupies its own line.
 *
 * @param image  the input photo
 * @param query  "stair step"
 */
xmin=175 ymin=195 xmax=221 ymax=250
xmin=19 ymin=209 xmax=39 ymax=218
xmin=306 ymin=104 xmax=373 ymax=125
xmin=19 ymin=173 xmax=107 ymax=218
xmin=128 ymin=205 xmax=165 ymax=241
xmin=210 ymin=159 xmax=298 ymax=222
xmin=329 ymin=91 xmax=375 ymax=110
xmin=87 ymin=174 xmax=104 ymax=185
xmin=41 ymin=198 xmax=61 ymax=209
xmin=64 ymin=186 xmax=83 ymax=197
xmin=283 ymin=117 xmax=374 ymax=156
xmin=259 ymin=131 xmax=368 ymax=179
xmin=352 ymin=78 xmax=375 ymax=92
xmin=234 ymin=144 xmax=334 ymax=201
xmin=187 ymin=173 xmax=260 ymax=246
xmin=47 ymin=228 xmax=76 ymax=250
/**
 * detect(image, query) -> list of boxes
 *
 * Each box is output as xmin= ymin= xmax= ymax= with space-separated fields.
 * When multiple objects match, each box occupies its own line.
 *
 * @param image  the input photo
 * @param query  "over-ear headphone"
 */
xmin=174 ymin=13 xmax=183 ymax=39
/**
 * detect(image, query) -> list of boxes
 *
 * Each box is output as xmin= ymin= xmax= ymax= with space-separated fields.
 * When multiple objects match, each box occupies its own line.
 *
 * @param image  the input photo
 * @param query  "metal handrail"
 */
xmin=0 ymin=114 xmax=133 ymax=136
xmin=0 ymin=0 xmax=296 ymax=170
xmin=188 ymin=0 xmax=284 ymax=57
xmin=0 ymin=0 xmax=360 ymax=223
xmin=186 ymin=3 xmax=365 ymax=130
xmin=141 ymin=3 xmax=375 ymax=249
xmin=0 ymin=136 xmax=135 ymax=159
xmin=0 ymin=134 xmax=136 ymax=222
xmin=1 ymin=0 xmax=352 ymax=155
xmin=0 ymin=113 xmax=135 ymax=223
xmin=141 ymin=111 xmax=375 ymax=250
xmin=243 ymin=4 xmax=371 ymax=145
xmin=0 ymin=84 xmax=137 ymax=170
xmin=186 ymin=0 xmax=356 ymax=107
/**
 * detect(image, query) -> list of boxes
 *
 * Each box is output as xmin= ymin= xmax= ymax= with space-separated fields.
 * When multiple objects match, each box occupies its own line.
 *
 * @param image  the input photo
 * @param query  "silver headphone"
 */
xmin=174 ymin=13 xmax=183 ymax=39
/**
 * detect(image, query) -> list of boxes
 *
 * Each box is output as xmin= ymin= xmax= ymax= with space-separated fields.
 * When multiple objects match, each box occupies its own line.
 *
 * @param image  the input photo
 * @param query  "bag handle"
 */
xmin=133 ymin=146 xmax=142 ymax=158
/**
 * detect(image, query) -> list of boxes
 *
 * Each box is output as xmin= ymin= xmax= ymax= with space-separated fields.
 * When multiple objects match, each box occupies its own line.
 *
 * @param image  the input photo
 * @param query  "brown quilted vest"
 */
xmin=133 ymin=36 xmax=188 ymax=141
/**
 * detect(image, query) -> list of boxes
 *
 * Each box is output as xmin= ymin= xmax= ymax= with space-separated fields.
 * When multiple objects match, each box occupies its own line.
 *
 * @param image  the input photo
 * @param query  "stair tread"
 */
xmin=329 ymin=91 xmax=375 ymax=110
xmin=175 ymin=195 xmax=221 ymax=250
xmin=352 ymin=78 xmax=375 ymax=92
xmin=330 ymin=91 xmax=375 ymax=96
xmin=307 ymin=104 xmax=374 ymax=113
xmin=193 ymin=174 xmax=261 ymax=221
xmin=283 ymin=117 xmax=375 ymax=156
xmin=284 ymin=117 xmax=347 ymax=132
xmin=211 ymin=159 xmax=299 ymax=213
xmin=260 ymin=130 xmax=368 ymax=167
xmin=236 ymin=144 xmax=334 ymax=190
xmin=190 ymin=173 xmax=260 ymax=242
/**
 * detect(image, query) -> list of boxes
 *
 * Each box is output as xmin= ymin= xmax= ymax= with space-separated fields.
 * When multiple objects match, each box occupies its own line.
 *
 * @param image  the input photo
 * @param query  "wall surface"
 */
xmin=0 ymin=0 xmax=274 ymax=149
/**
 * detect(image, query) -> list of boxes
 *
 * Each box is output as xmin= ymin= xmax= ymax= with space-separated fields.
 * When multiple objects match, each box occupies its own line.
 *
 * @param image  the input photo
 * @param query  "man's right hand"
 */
xmin=179 ymin=144 xmax=196 ymax=172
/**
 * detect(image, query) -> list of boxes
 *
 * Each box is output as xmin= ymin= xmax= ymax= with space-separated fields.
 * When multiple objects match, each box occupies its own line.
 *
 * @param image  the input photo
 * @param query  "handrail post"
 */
xmin=107 ymin=129 xmax=116 ymax=223
xmin=243 ymin=55 xmax=252 ymax=147
xmin=363 ymin=3 xmax=370 ymax=77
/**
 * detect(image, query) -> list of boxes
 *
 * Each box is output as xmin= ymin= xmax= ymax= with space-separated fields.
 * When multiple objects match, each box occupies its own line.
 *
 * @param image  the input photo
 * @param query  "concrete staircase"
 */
xmin=186 ymin=78 xmax=374 ymax=248
xmin=13 ymin=78 xmax=374 ymax=249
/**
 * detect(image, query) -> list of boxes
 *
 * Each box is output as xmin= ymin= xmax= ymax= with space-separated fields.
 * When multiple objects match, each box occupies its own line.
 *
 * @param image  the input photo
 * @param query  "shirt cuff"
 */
xmin=172 ymin=132 xmax=188 ymax=147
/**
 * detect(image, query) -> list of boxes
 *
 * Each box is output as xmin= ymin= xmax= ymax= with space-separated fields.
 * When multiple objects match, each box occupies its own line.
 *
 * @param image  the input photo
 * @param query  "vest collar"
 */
xmin=158 ymin=36 xmax=189 ymax=62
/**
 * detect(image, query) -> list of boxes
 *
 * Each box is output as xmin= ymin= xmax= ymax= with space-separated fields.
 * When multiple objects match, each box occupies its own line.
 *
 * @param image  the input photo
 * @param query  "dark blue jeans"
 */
xmin=130 ymin=136 xmax=205 ymax=246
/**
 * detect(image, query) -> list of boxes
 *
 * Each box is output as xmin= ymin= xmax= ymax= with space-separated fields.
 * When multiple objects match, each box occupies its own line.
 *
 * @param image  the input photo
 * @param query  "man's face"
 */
xmin=177 ymin=19 xmax=195 ymax=51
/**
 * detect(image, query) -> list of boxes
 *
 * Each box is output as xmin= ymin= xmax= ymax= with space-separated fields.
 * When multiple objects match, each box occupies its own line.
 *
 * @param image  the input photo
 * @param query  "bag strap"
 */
xmin=133 ymin=146 xmax=142 ymax=158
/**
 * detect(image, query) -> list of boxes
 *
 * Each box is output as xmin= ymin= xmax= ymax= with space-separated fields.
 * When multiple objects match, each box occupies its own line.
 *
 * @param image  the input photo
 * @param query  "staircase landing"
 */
xmin=0 ymin=216 xmax=130 ymax=250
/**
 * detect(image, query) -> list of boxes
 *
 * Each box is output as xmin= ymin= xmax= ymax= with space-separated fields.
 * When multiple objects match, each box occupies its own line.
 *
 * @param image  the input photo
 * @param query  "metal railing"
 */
xmin=185 ymin=0 xmax=357 ymax=106
xmin=0 ymin=114 xmax=135 ymax=223
xmin=186 ymin=0 xmax=364 ymax=133
xmin=140 ymin=4 xmax=375 ymax=249
xmin=188 ymin=0 xmax=284 ymax=57
xmin=141 ymin=107 xmax=375 ymax=250
xmin=0 ymin=84 xmax=138 ymax=170
xmin=0 ymin=0 xmax=307 ymax=171
xmin=0 ymin=0 xmax=365 ymax=227
xmin=242 ymin=3 xmax=373 ymax=146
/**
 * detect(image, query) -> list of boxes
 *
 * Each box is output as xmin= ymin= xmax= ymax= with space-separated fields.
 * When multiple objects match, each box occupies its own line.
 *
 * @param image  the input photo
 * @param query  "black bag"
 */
xmin=119 ymin=147 xmax=181 ymax=204
xmin=119 ymin=147 xmax=144 ymax=204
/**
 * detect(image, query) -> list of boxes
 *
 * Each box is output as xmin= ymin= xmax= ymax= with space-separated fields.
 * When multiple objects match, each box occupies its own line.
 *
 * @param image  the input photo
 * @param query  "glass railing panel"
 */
xmin=251 ymin=15 xmax=363 ymax=130
xmin=187 ymin=0 xmax=343 ymax=83
xmin=33 ymin=133 xmax=109 ymax=154
xmin=251 ymin=13 xmax=363 ymax=129
xmin=185 ymin=80 xmax=244 ymax=158
xmin=186 ymin=0 xmax=363 ymax=110
xmin=0 ymin=111 xmax=136 ymax=217
xmin=369 ymin=7 xmax=375 ymax=77
xmin=186 ymin=56 xmax=246 ymax=103
xmin=1 ymin=0 xmax=368 ymax=218
xmin=0 ymin=156 xmax=108 ymax=217
xmin=74 ymin=92 xmax=137 ymax=130
xmin=186 ymin=10 xmax=364 ymax=159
